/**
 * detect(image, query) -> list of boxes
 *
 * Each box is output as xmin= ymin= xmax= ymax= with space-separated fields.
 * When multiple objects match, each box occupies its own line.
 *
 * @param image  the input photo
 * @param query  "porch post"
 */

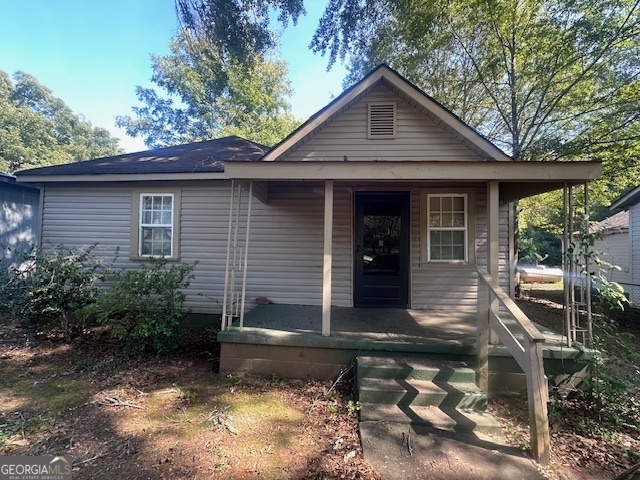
xmin=221 ymin=180 xmax=235 ymax=331
xmin=488 ymin=180 xmax=500 ymax=344
xmin=322 ymin=180 xmax=334 ymax=337
xmin=239 ymin=181 xmax=253 ymax=329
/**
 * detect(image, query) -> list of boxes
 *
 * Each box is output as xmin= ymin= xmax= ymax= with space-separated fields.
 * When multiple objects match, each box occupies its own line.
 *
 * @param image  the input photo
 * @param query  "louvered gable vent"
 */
xmin=368 ymin=102 xmax=396 ymax=139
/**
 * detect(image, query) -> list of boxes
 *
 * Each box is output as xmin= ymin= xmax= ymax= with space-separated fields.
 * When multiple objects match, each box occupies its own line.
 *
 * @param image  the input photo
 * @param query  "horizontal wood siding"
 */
xmin=241 ymin=183 xmax=351 ymax=308
xmin=41 ymin=180 xmax=514 ymax=315
xmin=41 ymin=185 xmax=132 ymax=266
xmin=632 ymin=204 xmax=640 ymax=285
xmin=282 ymin=84 xmax=488 ymax=163
xmin=593 ymin=232 xmax=630 ymax=284
xmin=410 ymin=186 xmax=512 ymax=310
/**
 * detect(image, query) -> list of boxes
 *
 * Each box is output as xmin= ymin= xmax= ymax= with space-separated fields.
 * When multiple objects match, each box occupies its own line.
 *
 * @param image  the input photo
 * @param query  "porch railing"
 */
xmin=477 ymin=270 xmax=550 ymax=465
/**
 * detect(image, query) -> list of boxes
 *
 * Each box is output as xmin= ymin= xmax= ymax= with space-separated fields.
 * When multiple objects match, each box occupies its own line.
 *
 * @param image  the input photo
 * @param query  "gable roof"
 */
xmin=610 ymin=185 xmax=640 ymax=211
xmin=16 ymin=136 xmax=269 ymax=180
xmin=591 ymin=210 xmax=629 ymax=234
xmin=262 ymin=64 xmax=512 ymax=162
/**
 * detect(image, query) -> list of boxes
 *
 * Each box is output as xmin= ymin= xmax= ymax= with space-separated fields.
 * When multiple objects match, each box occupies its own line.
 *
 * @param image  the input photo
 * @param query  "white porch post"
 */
xmin=322 ymin=180 xmax=334 ymax=337
xmin=488 ymin=180 xmax=500 ymax=344
xmin=221 ymin=180 xmax=235 ymax=331
xmin=239 ymin=181 xmax=253 ymax=329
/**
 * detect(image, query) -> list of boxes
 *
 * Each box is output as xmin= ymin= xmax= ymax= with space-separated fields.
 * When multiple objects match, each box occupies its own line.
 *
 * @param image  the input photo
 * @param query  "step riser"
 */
xmin=359 ymin=390 xmax=487 ymax=410
xmin=359 ymin=408 xmax=502 ymax=435
xmin=358 ymin=365 xmax=476 ymax=383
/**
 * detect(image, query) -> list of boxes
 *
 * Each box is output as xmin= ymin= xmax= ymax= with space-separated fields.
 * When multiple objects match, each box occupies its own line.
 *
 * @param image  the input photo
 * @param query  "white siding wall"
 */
xmin=593 ymin=232 xmax=630 ymax=284
xmin=631 ymin=204 xmax=640 ymax=286
xmin=281 ymin=84 xmax=488 ymax=163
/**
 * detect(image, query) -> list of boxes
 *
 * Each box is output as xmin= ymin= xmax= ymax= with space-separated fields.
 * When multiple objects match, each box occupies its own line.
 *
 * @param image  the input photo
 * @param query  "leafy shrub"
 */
xmin=0 ymin=244 xmax=103 ymax=339
xmin=85 ymin=258 xmax=197 ymax=354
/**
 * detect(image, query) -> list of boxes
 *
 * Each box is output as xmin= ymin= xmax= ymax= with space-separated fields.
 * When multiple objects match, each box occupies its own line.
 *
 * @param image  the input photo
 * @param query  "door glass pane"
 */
xmin=362 ymin=208 xmax=401 ymax=277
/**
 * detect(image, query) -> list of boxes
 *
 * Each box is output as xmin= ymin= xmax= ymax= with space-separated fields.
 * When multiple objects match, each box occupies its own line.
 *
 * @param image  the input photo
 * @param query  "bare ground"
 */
xmin=1 ymin=290 xmax=639 ymax=479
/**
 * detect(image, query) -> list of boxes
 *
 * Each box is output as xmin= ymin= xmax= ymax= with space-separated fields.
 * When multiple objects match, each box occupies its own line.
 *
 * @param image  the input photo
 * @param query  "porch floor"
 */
xmin=222 ymin=304 xmax=572 ymax=358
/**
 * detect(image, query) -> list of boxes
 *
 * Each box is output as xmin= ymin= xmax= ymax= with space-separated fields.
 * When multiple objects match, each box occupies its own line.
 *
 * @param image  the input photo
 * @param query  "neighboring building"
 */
xmin=606 ymin=187 xmax=640 ymax=305
xmin=0 ymin=173 xmax=40 ymax=261
xmin=592 ymin=209 xmax=630 ymax=284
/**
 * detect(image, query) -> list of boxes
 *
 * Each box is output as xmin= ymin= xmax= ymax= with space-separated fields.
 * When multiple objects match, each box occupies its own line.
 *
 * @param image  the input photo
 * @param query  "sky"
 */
xmin=0 ymin=0 xmax=348 ymax=153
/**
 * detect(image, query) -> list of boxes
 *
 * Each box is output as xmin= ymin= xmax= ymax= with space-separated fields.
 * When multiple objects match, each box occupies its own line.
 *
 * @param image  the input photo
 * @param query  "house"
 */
xmin=16 ymin=65 xmax=602 ymax=463
xmin=605 ymin=187 xmax=640 ymax=305
xmin=0 ymin=172 xmax=40 ymax=261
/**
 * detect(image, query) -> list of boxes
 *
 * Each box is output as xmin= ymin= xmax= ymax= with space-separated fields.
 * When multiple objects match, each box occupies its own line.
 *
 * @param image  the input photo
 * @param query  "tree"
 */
xmin=116 ymin=31 xmax=300 ymax=148
xmin=176 ymin=0 xmax=640 ymax=185
xmin=0 ymin=70 xmax=122 ymax=173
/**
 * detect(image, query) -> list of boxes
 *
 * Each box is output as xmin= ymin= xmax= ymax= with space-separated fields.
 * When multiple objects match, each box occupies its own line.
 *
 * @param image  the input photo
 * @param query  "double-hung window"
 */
xmin=140 ymin=194 xmax=174 ymax=257
xmin=131 ymin=189 xmax=181 ymax=260
xmin=427 ymin=194 xmax=468 ymax=262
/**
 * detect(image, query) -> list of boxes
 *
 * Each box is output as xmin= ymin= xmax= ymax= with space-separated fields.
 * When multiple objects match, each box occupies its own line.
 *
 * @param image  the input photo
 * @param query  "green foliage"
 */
xmin=116 ymin=30 xmax=299 ymax=148
xmin=175 ymin=0 xmax=304 ymax=63
xmin=85 ymin=258 xmax=197 ymax=354
xmin=0 ymin=245 xmax=103 ymax=339
xmin=518 ymin=226 xmax=562 ymax=265
xmin=0 ymin=70 xmax=122 ymax=173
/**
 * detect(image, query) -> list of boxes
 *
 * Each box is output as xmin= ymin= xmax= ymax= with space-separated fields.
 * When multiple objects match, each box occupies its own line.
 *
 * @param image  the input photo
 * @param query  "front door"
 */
xmin=354 ymin=192 xmax=409 ymax=307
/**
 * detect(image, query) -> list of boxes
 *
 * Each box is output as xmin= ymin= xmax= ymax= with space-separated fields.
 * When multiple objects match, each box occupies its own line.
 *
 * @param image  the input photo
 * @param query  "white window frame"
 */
xmin=130 ymin=188 xmax=181 ymax=261
xmin=425 ymin=193 xmax=469 ymax=263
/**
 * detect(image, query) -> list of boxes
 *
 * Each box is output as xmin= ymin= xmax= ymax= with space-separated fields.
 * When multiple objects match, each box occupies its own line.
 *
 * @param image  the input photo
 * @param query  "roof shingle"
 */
xmin=16 ymin=136 xmax=270 ymax=177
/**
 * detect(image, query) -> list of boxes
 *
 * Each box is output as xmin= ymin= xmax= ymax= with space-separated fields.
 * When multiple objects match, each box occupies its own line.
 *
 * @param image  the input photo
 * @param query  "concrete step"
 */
xmin=358 ymin=377 xmax=487 ymax=410
xmin=359 ymin=404 xmax=502 ymax=435
xmin=357 ymin=356 xmax=476 ymax=383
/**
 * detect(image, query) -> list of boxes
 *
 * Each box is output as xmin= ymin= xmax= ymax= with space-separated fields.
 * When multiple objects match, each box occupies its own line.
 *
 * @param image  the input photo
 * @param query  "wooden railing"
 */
xmin=477 ymin=270 xmax=551 ymax=465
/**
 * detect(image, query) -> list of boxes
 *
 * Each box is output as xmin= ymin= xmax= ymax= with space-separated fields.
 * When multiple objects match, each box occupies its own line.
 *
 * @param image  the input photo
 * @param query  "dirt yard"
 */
xmin=1 ymin=289 xmax=638 ymax=480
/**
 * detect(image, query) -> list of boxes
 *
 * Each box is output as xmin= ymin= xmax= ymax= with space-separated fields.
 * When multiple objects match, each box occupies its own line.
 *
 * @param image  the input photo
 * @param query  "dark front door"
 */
xmin=354 ymin=192 xmax=409 ymax=307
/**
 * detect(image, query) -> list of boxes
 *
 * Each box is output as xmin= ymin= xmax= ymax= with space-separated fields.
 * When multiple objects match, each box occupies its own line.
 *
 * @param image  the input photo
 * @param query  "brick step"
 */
xmin=359 ymin=404 xmax=502 ymax=435
xmin=358 ymin=377 xmax=487 ymax=410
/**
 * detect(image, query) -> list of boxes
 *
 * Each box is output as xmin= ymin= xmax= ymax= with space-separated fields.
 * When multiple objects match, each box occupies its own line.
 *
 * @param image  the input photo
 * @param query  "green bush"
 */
xmin=85 ymin=258 xmax=197 ymax=354
xmin=0 ymin=244 xmax=103 ymax=339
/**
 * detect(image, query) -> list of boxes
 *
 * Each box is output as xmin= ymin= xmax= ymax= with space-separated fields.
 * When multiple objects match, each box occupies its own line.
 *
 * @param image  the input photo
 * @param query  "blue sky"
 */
xmin=0 ymin=1 xmax=347 ymax=152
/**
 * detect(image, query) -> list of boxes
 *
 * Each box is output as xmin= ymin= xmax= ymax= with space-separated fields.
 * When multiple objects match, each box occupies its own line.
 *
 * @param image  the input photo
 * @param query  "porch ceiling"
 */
xmin=224 ymin=160 xmax=602 ymax=201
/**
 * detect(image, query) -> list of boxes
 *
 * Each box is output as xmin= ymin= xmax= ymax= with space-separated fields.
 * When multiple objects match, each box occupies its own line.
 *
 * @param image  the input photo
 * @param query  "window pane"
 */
xmin=452 ymin=245 xmax=465 ymax=259
xmin=442 ymin=213 xmax=452 ymax=227
xmin=142 ymin=211 xmax=151 ymax=224
xmin=161 ymin=211 xmax=172 ymax=224
xmin=429 ymin=196 xmax=440 ymax=211
xmin=430 ymin=230 xmax=441 ymax=245
xmin=442 ymin=196 xmax=452 ymax=210
xmin=453 ymin=196 xmax=464 ymax=211
xmin=162 ymin=196 xmax=172 ymax=208
xmin=152 ymin=196 xmax=162 ymax=209
xmin=430 ymin=244 xmax=441 ymax=260
xmin=452 ymin=213 xmax=465 ymax=227
xmin=452 ymin=230 xmax=465 ymax=244
xmin=429 ymin=213 xmax=441 ymax=227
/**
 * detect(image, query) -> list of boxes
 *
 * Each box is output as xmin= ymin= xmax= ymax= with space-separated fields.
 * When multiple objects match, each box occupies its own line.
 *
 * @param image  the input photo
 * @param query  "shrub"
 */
xmin=0 ymin=244 xmax=103 ymax=339
xmin=85 ymin=258 xmax=197 ymax=354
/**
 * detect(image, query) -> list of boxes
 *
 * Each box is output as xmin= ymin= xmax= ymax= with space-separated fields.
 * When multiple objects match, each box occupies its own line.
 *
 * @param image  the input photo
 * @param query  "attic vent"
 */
xmin=368 ymin=102 xmax=396 ymax=139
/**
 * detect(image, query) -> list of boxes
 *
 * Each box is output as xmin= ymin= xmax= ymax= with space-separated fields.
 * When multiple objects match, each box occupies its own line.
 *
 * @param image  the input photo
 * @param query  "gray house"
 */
xmin=16 ymin=65 xmax=603 ymax=462
xmin=605 ymin=186 xmax=640 ymax=305
xmin=0 ymin=172 xmax=40 ymax=261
